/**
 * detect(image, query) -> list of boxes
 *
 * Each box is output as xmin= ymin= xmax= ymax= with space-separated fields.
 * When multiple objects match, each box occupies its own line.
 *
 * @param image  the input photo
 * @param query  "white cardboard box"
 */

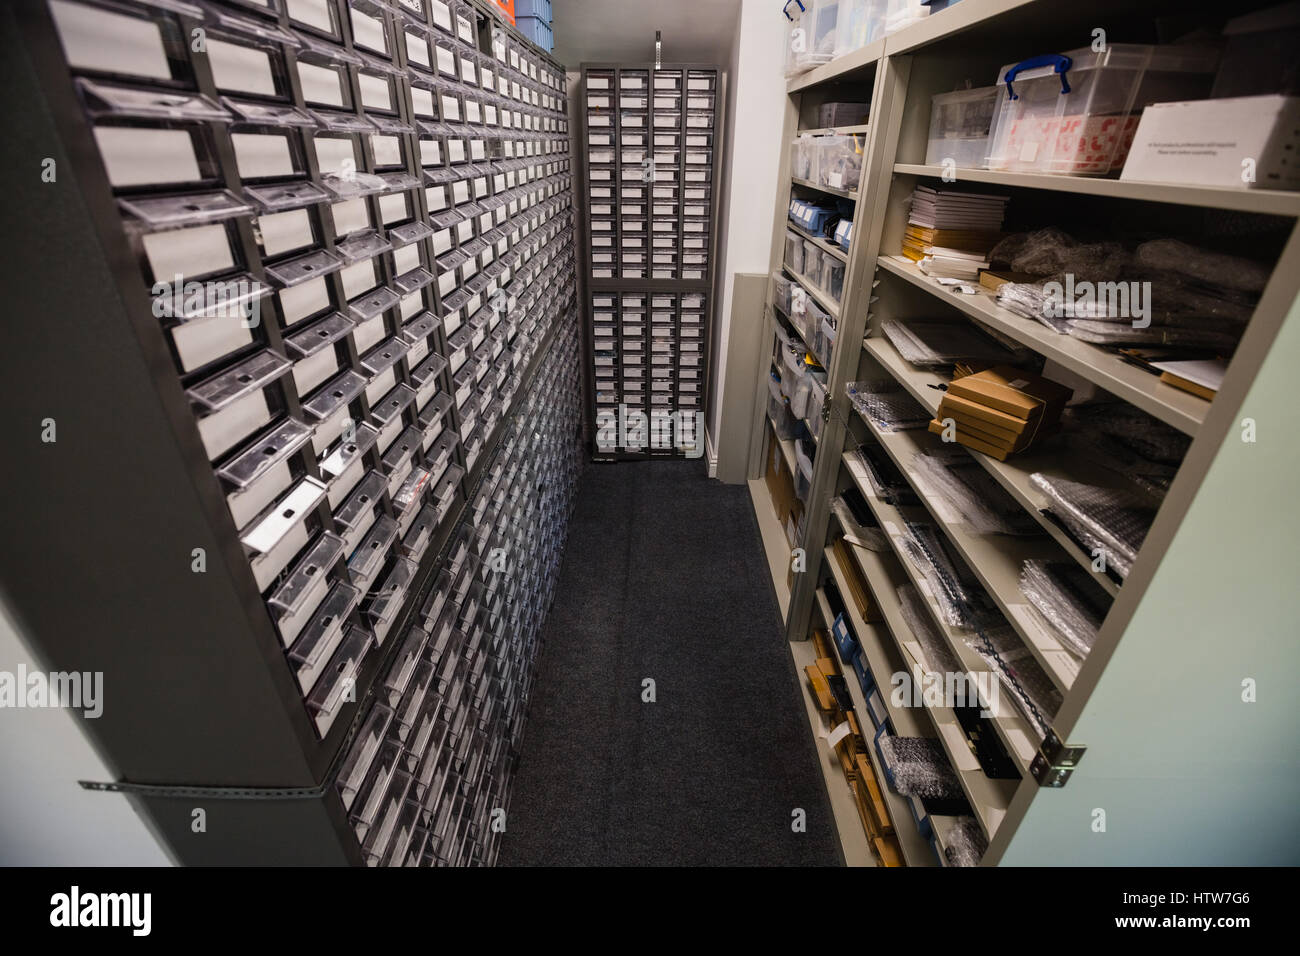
xmin=1121 ymin=95 xmax=1300 ymax=191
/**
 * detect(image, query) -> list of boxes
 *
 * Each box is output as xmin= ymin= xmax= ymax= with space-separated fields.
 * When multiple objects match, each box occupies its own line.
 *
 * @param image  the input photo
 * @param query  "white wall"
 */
xmin=707 ymin=0 xmax=789 ymax=453
xmin=0 ymin=598 xmax=170 ymax=865
xmin=1002 ymin=297 xmax=1300 ymax=866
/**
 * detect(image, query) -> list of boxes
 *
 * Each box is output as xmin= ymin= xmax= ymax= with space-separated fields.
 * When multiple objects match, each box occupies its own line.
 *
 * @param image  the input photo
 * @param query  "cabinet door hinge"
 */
xmin=1030 ymin=729 xmax=1086 ymax=787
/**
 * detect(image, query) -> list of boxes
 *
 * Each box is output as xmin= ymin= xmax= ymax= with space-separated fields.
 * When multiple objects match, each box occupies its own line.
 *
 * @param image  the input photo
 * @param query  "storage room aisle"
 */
xmin=499 ymin=460 xmax=841 ymax=866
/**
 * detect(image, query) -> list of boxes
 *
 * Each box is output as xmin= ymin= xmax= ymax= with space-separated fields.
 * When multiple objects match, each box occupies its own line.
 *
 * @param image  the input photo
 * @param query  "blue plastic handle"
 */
xmin=782 ymin=0 xmax=806 ymax=22
xmin=1004 ymin=53 xmax=1073 ymax=100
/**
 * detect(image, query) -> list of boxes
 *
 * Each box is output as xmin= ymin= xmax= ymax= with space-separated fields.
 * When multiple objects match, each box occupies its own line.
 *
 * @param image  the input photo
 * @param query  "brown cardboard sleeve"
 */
xmin=945 ymin=364 xmax=1072 ymax=424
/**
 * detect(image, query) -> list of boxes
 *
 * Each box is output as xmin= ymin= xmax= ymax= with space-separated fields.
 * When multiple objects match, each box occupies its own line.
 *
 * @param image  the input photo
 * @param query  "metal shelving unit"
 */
xmin=6 ymin=0 xmax=583 ymax=866
xmin=579 ymin=61 xmax=723 ymax=461
xmin=748 ymin=0 xmax=1300 ymax=867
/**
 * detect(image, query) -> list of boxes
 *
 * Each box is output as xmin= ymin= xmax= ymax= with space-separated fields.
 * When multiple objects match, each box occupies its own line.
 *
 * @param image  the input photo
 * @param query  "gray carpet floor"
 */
xmin=498 ymin=459 xmax=842 ymax=867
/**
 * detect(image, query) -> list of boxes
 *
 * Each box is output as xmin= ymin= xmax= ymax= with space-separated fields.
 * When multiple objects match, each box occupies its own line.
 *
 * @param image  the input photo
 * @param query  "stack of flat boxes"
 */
xmin=47 ymin=0 xmax=576 ymax=747
xmin=584 ymin=64 xmax=717 ymax=458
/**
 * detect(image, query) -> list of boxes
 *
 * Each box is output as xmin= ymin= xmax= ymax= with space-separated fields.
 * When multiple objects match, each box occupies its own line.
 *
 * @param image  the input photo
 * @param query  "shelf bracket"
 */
xmin=78 ymin=780 xmax=328 ymax=801
xmin=1029 ymin=729 xmax=1086 ymax=787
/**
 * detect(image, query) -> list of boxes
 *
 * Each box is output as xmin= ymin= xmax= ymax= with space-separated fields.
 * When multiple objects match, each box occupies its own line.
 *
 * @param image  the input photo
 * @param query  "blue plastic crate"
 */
xmin=515 ymin=0 xmax=552 ymax=20
xmin=516 ymin=15 xmax=553 ymax=52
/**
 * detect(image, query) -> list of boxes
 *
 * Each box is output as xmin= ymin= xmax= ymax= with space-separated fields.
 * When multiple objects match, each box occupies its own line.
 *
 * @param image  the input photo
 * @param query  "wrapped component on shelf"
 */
xmin=1029 ymin=475 xmax=1157 ymax=580
xmin=846 ymin=380 xmax=931 ymax=431
xmin=960 ymin=618 xmax=1063 ymax=741
xmin=1133 ymin=239 xmax=1271 ymax=295
xmin=875 ymin=735 xmax=966 ymax=805
xmin=944 ymin=815 xmax=989 ymax=868
xmin=909 ymin=446 xmax=1043 ymax=536
xmin=880 ymin=318 xmax=1025 ymax=370
xmin=1066 ymin=401 xmax=1191 ymax=467
xmin=989 ymin=228 xmax=1127 ymax=284
xmin=1019 ymin=559 xmax=1113 ymax=660
xmin=896 ymin=584 xmax=961 ymax=674
xmin=896 ymin=520 xmax=998 ymax=629
xmin=850 ymin=440 xmax=919 ymax=506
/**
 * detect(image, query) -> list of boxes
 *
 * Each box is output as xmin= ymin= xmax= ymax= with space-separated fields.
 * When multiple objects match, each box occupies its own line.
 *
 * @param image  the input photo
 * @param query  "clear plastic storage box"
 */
xmin=785 ymin=230 xmax=805 ymax=274
xmin=986 ymin=44 xmax=1219 ymax=175
xmin=802 ymin=239 xmax=823 ymax=283
xmin=834 ymin=0 xmax=884 ymax=59
xmin=817 ymin=134 xmax=862 ymax=191
xmin=791 ymin=135 xmax=815 ymax=181
xmin=785 ymin=0 xmax=843 ymax=76
xmin=821 ymin=250 xmax=845 ymax=301
xmin=925 ymin=86 xmax=1000 ymax=168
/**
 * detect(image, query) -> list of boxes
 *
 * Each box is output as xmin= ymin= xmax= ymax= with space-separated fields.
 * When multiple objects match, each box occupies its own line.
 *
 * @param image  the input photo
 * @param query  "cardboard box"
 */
xmin=938 ymin=391 xmax=1039 ymax=438
xmin=811 ymin=628 xmax=835 ymax=662
xmin=945 ymin=365 xmax=1072 ymax=426
xmin=805 ymin=665 xmax=834 ymax=713
xmin=1120 ymin=95 xmax=1300 ymax=192
xmin=832 ymin=538 xmax=882 ymax=622
xmin=855 ymin=755 xmax=894 ymax=836
xmin=927 ymin=418 xmax=1013 ymax=461
xmin=874 ymin=835 xmax=904 ymax=867
xmin=935 ymin=406 xmax=1030 ymax=450
xmin=979 ymin=269 xmax=1037 ymax=293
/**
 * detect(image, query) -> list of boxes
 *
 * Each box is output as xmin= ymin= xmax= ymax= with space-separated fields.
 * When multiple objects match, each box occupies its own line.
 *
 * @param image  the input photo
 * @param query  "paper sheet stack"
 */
xmin=903 ymin=185 xmax=1008 ymax=279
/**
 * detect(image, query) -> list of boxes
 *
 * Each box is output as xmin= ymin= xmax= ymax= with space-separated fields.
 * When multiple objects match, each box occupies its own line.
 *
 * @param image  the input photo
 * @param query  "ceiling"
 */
xmin=549 ymin=0 xmax=742 ymax=70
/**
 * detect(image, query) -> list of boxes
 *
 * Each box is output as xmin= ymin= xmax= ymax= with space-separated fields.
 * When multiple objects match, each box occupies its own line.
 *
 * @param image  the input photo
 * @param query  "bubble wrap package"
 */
xmin=898 ymin=520 xmax=999 ymax=629
xmin=846 ymin=380 xmax=931 ymax=432
xmin=897 ymin=584 xmax=962 ymax=674
xmin=944 ymin=815 xmax=988 ymax=868
xmin=961 ymin=618 xmax=1063 ymax=740
xmin=876 ymin=735 xmax=965 ymax=803
xmin=1134 ymin=239 xmax=1270 ymax=295
xmin=1029 ymin=475 xmax=1156 ymax=580
xmin=989 ymin=227 xmax=1128 ymax=283
xmin=880 ymin=319 xmax=1021 ymax=370
xmin=1065 ymin=402 xmax=1191 ymax=466
xmin=1019 ymin=559 xmax=1112 ymax=661
xmin=910 ymin=446 xmax=1043 ymax=536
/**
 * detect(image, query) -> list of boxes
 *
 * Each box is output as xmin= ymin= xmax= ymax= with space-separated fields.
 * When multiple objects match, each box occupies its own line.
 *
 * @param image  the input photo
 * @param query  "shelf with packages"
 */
xmin=845 ymin=377 xmax=1088 ymax=693
xmin=788 ymin=637 xmax=876 ymax=866
xmin=772 ymin=293 xmax=822 ymax=358
xmin=786 ymin=220 xmax=849 ymax=264
xmin=874 ymin=255 xmax=1210 ymax=435
xmin=830 ymin=528 xmax=1018 ymax=840
xmin=792 ymin=177 xmax=859 ymax=202
xmin=787 ymin=38 xmax=886 ymax=94
xmin=814 ymin=579 xmax=940 ymax=867
xmin=861 ymin=332 xmax=1125 ymax=600
xmin=782 ymin=263 xmax=842 ymax=320
xmin=839 ymin=451 xmax=1042 ymax=779
xmin=893 ymin=164 xmax=1300 ymax=218
xmin=757 ymin=0 xmax=1300 ymax=869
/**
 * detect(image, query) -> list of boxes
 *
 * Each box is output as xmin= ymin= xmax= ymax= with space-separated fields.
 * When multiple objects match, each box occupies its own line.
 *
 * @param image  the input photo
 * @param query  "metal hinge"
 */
xmin=1030 ymin=729 xmax=1086 ymax=787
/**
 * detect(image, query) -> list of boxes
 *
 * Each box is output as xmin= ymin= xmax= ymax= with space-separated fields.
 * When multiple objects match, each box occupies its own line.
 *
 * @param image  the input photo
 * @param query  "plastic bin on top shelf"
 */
xmin=986 ymin=43 xmax=1219 ymax=176
xmin=834 ymin=0 xmax=884 ymax=58
xmin=785 ymin=0 xmax=842 ymax=76
xmin=514 ymin=0 xmax=551 ymax=20
xmin=925 ymin=85 xmax=999 ymax=169
xmin=516 ymin=15 xmax=553 ymax=52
